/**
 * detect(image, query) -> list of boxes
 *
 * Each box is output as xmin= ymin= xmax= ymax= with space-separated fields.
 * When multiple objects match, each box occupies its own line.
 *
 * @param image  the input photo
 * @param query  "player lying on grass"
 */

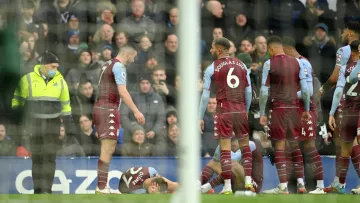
xmin=200 ymin=139 xmax=263 ymax=194
xmin=118 ymin=166 xmax=179 ymax=194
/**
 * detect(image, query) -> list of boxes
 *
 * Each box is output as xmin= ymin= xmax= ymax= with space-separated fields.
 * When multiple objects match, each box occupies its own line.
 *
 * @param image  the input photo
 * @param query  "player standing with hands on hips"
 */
xmin=199 ymin=37 xmax=253 ymax=194
xmin=94 ymin=46 xmax=145 ymax=194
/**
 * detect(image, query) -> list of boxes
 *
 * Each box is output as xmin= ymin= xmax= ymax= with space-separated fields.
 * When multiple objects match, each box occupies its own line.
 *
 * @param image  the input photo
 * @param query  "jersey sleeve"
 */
xmin=148 ymin=167 xmax=159 ymax=177
xmin=203 ymin=63 xmax=214 ymax=90
xmin=261 ymin=60 xmax=270 ymax=87
xmin=303 ymin=60 xmax=313 ymax=82
xmin=336 ymin=47 xmax=351 ymax=67
xmin=337 ymin=65 xmax=346 ymax=88
xmin=297 ymin=58 xmax=307 ymax=80
xmin=249 ymin=141 xmax=256 ymax=152
xmin=231 ymin=150 xmax=242 ymax=162
xmin=112 ymin=62 xmax=127 ymax=85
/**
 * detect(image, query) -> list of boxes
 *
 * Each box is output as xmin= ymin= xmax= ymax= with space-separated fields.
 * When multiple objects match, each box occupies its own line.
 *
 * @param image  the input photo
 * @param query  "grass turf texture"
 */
xmin=0 ymin=194 xmax=360 ymax=203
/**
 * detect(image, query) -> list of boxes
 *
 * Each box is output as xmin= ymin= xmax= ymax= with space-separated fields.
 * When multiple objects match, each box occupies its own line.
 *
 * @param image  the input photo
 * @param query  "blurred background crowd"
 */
xmin=0 ymin=0 xmax=359 ymax=158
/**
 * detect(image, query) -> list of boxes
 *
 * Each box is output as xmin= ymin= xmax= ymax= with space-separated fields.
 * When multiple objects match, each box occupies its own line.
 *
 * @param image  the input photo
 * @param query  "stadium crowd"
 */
xmin=0 ymin=0 xmax=359 ymax=160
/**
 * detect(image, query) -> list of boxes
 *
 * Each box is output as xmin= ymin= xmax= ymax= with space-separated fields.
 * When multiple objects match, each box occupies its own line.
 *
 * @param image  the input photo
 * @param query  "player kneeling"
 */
xmin=200 ymin=139 xmax=263 ymax=194
xmin=118 ymin=166 xmax=179 ymax=194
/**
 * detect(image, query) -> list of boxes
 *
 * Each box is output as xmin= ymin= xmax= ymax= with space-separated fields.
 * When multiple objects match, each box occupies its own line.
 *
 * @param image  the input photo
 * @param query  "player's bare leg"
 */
xmin=238 ymin=136 xmax=254 ymax=191
xmin=303 ymin=140 xmax=325 ymax=194
xmin=351 ymin=138 xmax=360 ymax=195
xmin=263 ymin=140 xmax=289 ymax=194
xmin=336 ymin=139 xmax=354 ymax=194
xmin=324 ymin=129 xmax=341 ymax=193
xmin=219 ymin=138 xmax=233 ymax=194
xmin=288 ymin=141 xmax=306 ymax=194
xmin=201 ymin=161 xmax=244 ymax=193
xmin=96 ymin=139 xmax=117 ymax=194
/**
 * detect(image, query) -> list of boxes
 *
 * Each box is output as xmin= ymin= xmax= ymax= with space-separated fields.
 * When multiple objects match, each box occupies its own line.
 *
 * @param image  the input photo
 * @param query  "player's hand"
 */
xmin=324 ymin=132 xmax=332 ymax=145
xmin=301 ymin=111 xmax=311 ymax=123
xmin=134 ymin=111 xmax=145 ymax=125
xmin=260 ymin=116 xmax=267 ymax=126
xmin=146 ymin=131 xmax=155 ymax=139
xmin=199 ymin=119 xmax=204 ymax=134
xmin=328 ymin=115 xmax=336 ymax=131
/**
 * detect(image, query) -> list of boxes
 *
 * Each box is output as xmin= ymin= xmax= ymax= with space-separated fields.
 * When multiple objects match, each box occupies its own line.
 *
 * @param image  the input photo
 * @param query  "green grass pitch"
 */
xmin=1 ymin=194 xmax=360 ymax=203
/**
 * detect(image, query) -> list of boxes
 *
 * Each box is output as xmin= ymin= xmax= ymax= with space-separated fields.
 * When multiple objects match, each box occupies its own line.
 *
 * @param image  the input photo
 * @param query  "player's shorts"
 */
xmin=339 ymin=114 xmax=359 ymax=143
xmin=93 ymin=105 xmax=120 ymax=140
xmin=298 ymin=109 xmax=317 ymax=142
xmin=214 ymin=112 xmax=249 ymax=140
xmin=268 ymin=107 xmax=301 ymax=141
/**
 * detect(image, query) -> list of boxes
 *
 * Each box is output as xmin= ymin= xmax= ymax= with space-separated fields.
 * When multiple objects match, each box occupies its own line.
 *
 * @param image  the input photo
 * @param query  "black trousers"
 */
xmin=28 ymin=117 xmax=60 ymax=194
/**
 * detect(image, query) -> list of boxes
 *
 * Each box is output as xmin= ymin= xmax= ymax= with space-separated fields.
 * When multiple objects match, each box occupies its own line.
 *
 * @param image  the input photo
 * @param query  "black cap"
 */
xmin=139 ymin=74 xmax=152 ymax=83
xmin=40 ymin=51 xmax=59 ymax=64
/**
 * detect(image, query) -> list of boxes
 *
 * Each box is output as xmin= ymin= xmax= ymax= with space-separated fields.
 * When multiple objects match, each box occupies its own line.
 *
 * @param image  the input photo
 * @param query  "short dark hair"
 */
xmin=350 ymin=40 xmax=360 ymax=52
xmin=240 ymin=38 xmax=253 ymax=45
xmin=282 ymin=36 xmax=296 ymax=48
xmin=267 ymin=36 xmax=282 ymax=46
xmin=151 ymin=177 xmax=168 ymax=193
xmin=345 ymin=21 xmax=360 ymax=34
xmin=213 ymin=37 xmax=231 ymax=50
xmin=79 ymin=77 xmax=92 ymax=87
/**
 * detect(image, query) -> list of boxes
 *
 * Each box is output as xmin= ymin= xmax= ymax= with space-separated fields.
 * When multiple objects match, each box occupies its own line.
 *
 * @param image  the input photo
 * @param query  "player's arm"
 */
xmin=329 ymin=66 xmax=346 ymax=116
xmin=259 ymin=61 xmax=270 ymax=116
xmin=349 ymin=61 xmax=360 ymax=84
xmin=113 ymin=63 xmax=144 ymax=123
xmin=320 ymin=47 xmax=349 ymax=93
xmin=298 ymin=59 xmax=310 ymax=111
xmin=199 ymin=64 xmax=214 ymax=119
xmin=245 ymin=68 xmax=252 ymax=113
xmin=161 ymin=176 xmax=180 ymax=193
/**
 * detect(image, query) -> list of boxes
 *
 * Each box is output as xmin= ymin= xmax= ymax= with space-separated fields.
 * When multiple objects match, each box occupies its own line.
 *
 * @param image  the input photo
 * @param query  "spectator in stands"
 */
xmin=115 ymin=30 xmax=129 ymax=52
xmin=229 ymin=40 xmax=237 ymax=57
xmin=167 ymin=7 xmax=179 ymax=34
xmin=92 ymin=24 xmax=116 ymax=53
xmin=159 ymin=34 xmax=178 ymax=85
xmin=303 ymin=23 xmax=336 ymax=84
xmin=295 ymin=0 xmax=336 ymax=49
xmin=77 ymin=115 xmax=100 ymax=156
xmin=63 ymin=30 xmax=81 ymax=66
xmin=97 ymin=43 xmax=113 ymax=66
xmin=19 ymin=31 xmax=38 ymax=61
xmin=35 ymin=0 xmax=87 ymax=48
xmin=120 ymin=76 xmax=166 ymax=144
xmin=57 ymin=124 xmax=85 ymax=156
xmin=19 ymin=40 xmax=36 ymax=76
xmin=71 ymin=78 xmax=96 ymax=125
xmin=166 ymin=106 xmax=178 ymax=126
xmin=118 ymin=0 xmax=156 ymax=44
xmin=151 ymin=66 xmax=177 ymax=108
xmin=152 ymin=123 xmax=179 ymax=156
xmin=137 ymin=35 xmax=153 ymax=66
xmin=251 ymin=35 xmax=270 ymax=68
xmin=19 ymin=0 xmax=37 ymax=32
xmin=228 ymin=11 xmax=255 ymax=46
xmin=201 ymin=95 xmax=218 ymax=157
xmin=201 ymin=0 xmax=229 ymax=46
xmin=337 ymin=0 xmax=360 ymax=30
xmin=96 ymin=1 xmax=117 ymax=26
xmin=238 ymin=38 xmax=254 ymax=54
xmin=64 ymin=13 xmax=87 ymax=43
xmin=0 ymin=124 xmax=16 ymax=156
xmin=120 ymin=122 xmax=153 ymax=157
xmin=212 ymin=27 xmax=223 ymax=40
xmin=65 ymin=49 xmax=101 ymax=93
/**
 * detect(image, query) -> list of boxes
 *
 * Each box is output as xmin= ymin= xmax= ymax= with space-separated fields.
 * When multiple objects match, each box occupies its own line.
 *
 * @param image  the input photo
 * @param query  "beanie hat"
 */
xmin=236 ymin=53 xmax=252 ymax=69
xmin=40 ymin=51 xmax=59 ymax=64
xmin=67 ymin=30 xmax=80 ymax=41
xmin=130 ymin=122 xmax=145 ymax=135
xmin=315 ymin=23 xmax=329 ymax=34
xmin=166 ymin=106 xmax=177 ymax=118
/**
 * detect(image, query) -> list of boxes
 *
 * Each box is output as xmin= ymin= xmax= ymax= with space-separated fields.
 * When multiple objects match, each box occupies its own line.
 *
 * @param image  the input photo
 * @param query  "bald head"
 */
xmin=206 ymin=0 xmax=223 ymax=18
xmin=254 ymin=35 xmax=267 ymax=54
